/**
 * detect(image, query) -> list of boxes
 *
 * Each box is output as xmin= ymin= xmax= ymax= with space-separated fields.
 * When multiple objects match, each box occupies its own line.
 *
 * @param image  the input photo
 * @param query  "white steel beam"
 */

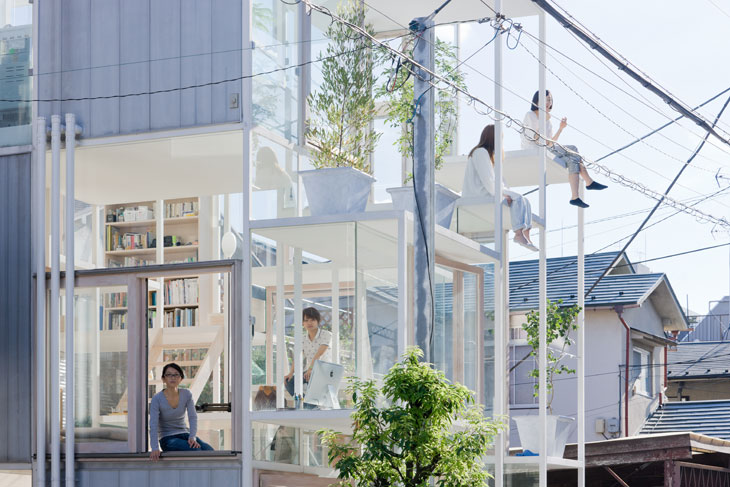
xmin=49 ymin=115 xmax=61 ymax=487
xmin=34 ymin=117 xmax=47 ymax=487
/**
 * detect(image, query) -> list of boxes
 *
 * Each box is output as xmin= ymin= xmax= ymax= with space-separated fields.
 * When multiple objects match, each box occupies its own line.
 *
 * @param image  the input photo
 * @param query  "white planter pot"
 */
xmin=299 ymin=167 xmax=376 ymax=216
xmin=386 ymin=184 xmax=460 ymax=228
xmin=513 ymin=415 xmax=575 ymax=457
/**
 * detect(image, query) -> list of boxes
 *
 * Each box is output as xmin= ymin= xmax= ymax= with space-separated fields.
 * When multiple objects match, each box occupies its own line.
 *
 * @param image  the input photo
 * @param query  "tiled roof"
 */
xmin=667 ymin=342 xmax=730 ymax=379
xmin=640 ymin=400 xmax=730 ymax=440
xmin=508 ymin=252 xmax=666 ymax=311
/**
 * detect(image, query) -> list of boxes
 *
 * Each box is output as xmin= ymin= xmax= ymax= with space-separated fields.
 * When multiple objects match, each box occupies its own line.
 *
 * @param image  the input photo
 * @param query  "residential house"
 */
xmin=507 ymin=252 xmax=688 ymax=444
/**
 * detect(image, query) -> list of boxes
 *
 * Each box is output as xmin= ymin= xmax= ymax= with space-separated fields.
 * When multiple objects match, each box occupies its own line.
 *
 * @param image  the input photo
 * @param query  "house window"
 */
xmin=509 ymin=344 xmax=537 ymax=407
xmin=632 ymin=348 xmax=652 ymax=396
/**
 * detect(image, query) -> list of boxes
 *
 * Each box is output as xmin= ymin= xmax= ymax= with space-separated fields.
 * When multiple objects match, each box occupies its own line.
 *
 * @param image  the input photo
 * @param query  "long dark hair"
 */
xmin=531 ymin=89 xmax=552 ymax=112
xmin=468 ymin=124 xmax=495 ymax=161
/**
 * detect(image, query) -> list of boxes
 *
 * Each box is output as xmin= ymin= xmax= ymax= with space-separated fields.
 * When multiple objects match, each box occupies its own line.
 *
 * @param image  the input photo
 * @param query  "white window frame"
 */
xmin=632 ymin=347 xmax=652 ymax=397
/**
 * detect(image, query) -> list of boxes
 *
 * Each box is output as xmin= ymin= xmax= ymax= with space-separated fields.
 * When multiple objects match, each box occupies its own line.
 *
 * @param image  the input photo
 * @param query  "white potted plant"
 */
xmin=300 ymin=0 xmax=379 ymax=216
xmin=381 ymin=38 xmax=464 ymax=227
xmin=512 ymin=299 xmax=581 ymax=457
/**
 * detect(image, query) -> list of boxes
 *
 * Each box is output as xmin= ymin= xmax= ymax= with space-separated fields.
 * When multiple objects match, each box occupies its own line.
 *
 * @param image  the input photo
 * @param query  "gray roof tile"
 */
xmin=640 ymin=400 xmax=730 ymax=440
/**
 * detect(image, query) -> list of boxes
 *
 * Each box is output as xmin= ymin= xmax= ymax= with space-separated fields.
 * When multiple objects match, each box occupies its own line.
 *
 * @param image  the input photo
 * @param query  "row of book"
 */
xmin=106 ymin=227 xmax=154 ymax=252
xmin=164 ymin=307 xmax=199 ymax=327
xmin=104 ymin=292 xmax=127 ymax=308
xmin=165 ymin=201 xmax=199 ymax=218
xmin=163 ymin=348 xmax=207 ymax=362
xmin=165 ymin=278 xmax=199 ymax=305
xmin=106 ymin=312 xmax=127 ymax=330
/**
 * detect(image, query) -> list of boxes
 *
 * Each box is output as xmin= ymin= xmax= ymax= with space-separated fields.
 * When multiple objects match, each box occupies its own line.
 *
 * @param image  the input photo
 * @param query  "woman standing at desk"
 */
xmin=149 ymin=363 xmax=214 ymax=461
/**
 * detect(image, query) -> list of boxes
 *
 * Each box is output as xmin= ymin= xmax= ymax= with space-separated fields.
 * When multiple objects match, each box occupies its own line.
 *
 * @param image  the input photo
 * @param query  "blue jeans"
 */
xmin=504 ymin=191 xmax=532 ymax=232
xmin=159 ymin=433 xmax=214 ymax=452
xmin=549 ymin=144 xmax=582 ymax=174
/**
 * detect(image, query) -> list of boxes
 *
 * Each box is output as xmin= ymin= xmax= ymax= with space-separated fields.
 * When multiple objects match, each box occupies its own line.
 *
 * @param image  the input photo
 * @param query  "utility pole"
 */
xmin=410 ymin=16 xmax=435 ymax=362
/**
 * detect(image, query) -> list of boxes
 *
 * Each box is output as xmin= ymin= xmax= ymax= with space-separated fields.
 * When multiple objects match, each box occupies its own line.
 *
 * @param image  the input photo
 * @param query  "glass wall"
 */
xmin=250 ymin=219 xmax=400 ymax=411
xmin=0 ymin=0 xmax=32 ymax=147
xmin=60 ymin=283 xmax=130 ymax=452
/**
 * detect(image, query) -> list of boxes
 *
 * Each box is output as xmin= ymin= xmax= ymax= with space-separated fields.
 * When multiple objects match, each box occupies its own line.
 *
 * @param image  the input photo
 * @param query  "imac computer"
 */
xmin=303 ymin=360 xmax=344 ymax=409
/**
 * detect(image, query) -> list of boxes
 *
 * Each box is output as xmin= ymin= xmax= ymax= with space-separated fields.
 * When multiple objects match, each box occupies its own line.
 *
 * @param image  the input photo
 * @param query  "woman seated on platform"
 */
xmin=463 ymin=124 xmax=538 ymax=251
xmin=522 ymin=89 xmax=607 ymax=208
xmin=149 ymin=363 xmax=214 ymax=461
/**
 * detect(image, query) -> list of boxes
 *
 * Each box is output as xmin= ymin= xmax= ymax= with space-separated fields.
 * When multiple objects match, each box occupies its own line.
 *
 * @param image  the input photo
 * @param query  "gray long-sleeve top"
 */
xmin=149 ymin=388 xmax=197 ymax=450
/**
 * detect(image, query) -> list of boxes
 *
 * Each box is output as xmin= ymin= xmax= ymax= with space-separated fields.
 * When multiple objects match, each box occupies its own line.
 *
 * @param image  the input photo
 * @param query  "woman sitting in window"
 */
xmin=463 ymin=124 xmax=538 ymax=251
xmin=149 ymin=363 xmax=214 ymax=461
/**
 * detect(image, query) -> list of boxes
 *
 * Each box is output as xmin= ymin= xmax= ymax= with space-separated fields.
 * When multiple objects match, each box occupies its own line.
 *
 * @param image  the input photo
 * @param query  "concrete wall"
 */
xmin=0 ymin=152 xmax=33 ymax=464
xmin=37 ymin=0 xmax=243 ymax=138
xmin=667 ymin=379 xmax=730 ymax=401
xmin=510 ymin=304 xmax=667 ymax=446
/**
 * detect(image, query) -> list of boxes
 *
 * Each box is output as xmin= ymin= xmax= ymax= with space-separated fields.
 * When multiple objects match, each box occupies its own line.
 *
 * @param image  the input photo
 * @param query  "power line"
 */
xmin=705 ymin=0 xmax=730 ymax=19
xmin=532 ymin=0 xmax=730 ymax=145
xmin=519 ymin=35 xmax=730 ymax=175
xmin=586 ymin=94 xmax=730 ymax=297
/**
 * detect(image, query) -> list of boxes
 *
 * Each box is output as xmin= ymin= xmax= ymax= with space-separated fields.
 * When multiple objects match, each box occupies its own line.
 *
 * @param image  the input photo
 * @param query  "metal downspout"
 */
xmin=614 ymin=306 xmax=630 ymax=437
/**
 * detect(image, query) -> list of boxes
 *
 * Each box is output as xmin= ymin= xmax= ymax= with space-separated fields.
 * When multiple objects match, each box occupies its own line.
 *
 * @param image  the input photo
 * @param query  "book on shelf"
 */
xmin=104 ymin=292 xmax=127 ymax=308
xmin=148 ymin=309 xmax=157 ymax=329
xmin=165 ymin=201 xmax=199 ymax=219
xmin=164 ymin=307 xmax=199 ymax=327
xmin=165 ymin=278 xmax=199 ymax=306
xmin=106 ymin=227 xmax=155 ymax=252
xmin=107 ymin=312 xmax=127 ymax=330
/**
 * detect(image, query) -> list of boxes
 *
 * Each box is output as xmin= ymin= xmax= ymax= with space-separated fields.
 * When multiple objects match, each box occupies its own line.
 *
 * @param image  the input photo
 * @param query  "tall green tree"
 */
xmin=306 ymin=0 xmax=379 ymax=172
xmin=321 ymin=348 xmax=504 ymax=487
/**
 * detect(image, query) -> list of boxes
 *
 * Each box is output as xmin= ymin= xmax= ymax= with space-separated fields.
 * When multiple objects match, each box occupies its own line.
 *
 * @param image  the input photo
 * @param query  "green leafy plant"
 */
xmin=522 ymin=299 xmax=581 ymax=412
xmin=306 ymin=0 xmax=379 ymax=171
xmin=321 ymin=347 xmax=504 ymax=487
xmin=377 ymin=38 xmax=465 ymax=182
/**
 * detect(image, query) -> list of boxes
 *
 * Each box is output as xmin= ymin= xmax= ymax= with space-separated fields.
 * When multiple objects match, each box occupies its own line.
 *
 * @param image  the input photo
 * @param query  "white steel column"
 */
xmin=275 ymin=245 xmax=286 ymax=409
xmin=34 ymin=117 xmax=47 ymax=487
xmin=241 ymin=0 xmax=254 ymax=483
xmin=64 ymin=113 xmax=77 ymax=487
xmin=577 ymin=184 xmax=586 ymax=486
xmin=49 ymin=115 xmax=61 ymax=487
xmin=332 ymin=269 xmax=340 ymax=362
xmin=397 ymin=214 xmax=407 ymax=357
xmin=293 ymin=248 xmax=303 ymax=396
xmin=538 ymin=10 xmax=549 ymax=487
xmin=493 ymin=1 xmax=505 ymax=483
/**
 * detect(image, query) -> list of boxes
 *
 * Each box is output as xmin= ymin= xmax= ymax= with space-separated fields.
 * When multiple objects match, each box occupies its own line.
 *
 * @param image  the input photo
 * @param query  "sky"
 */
xmin=442 ymin=0 xmax=730 ymax=315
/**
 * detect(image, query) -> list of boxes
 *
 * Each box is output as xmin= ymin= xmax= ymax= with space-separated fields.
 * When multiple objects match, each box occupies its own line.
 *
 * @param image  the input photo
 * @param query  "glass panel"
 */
xmin=463 ymin=272 xmax=479 ymax=393
xmin=251 ymin=130 xmax=299 ymax=220
xmin=251 ymin=222 xmax=357 ymax=410
xmin=433 ymin=265 xmax=454 ymax=381
xmin=0 ymin=0 xmax=32 ymax=147
xmin=252 ymin=422 xmax=300 ymax=465
xmin=482 ymin=263 xmax=495 ymax=415
xmin=510 ymin=345 xmax=537 ymax=406
xmin=252 ymin=0 xmax=299 ymax=142
xmin=372 ymin=118 xmax=402 ymax=203
xmin=60 ymin=284 xmax=129 ymax=449
xmin=453 ymin=200 xmax=498 ymax=250
xmin=356 ymin=220 xmax=399 ymax=378
xmin=147 ymin=270 xmax=232 ymax=451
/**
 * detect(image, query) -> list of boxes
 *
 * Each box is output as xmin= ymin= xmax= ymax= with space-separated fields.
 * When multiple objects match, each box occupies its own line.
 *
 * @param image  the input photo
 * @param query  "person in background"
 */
xmin=284 ymin=307 xmax=332 ymax=397
xmin=522 ymin=89 xmax=607 ymax=208
xmin=149 ymin=363 xmax=214 ymax=461
xmin=463 ymin=124 xmax=538 ymax=251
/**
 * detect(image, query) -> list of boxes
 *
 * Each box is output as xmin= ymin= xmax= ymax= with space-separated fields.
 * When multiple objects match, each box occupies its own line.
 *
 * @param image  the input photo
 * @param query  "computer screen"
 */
xmin=303 ymin=360 xmax=344 ymax=409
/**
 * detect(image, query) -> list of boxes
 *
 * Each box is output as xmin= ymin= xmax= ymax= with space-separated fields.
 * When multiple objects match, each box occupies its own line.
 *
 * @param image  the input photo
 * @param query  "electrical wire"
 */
xmin=343 ymin=1 xmax=730 ymax=226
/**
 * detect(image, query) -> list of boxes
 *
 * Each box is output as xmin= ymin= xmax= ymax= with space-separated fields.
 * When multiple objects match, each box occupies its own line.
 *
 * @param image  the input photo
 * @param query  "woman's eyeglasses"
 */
xmin=164 ymin=373 xmax=181 ymax=379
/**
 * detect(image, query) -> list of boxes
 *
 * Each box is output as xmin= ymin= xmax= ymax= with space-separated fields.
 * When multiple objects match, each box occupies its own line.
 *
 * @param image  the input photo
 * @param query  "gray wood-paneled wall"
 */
xmin=37 ymin=0 xmax=243 ymax=137
xmin=0 ymin=153 xmax=32 ymax=463
xmin=61 ymin=458 xmax=241 ymax=487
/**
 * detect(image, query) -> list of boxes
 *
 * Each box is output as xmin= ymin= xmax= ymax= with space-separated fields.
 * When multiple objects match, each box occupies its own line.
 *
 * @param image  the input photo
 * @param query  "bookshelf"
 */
xmin=104 ymin=197 xmax=200 ymax=268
